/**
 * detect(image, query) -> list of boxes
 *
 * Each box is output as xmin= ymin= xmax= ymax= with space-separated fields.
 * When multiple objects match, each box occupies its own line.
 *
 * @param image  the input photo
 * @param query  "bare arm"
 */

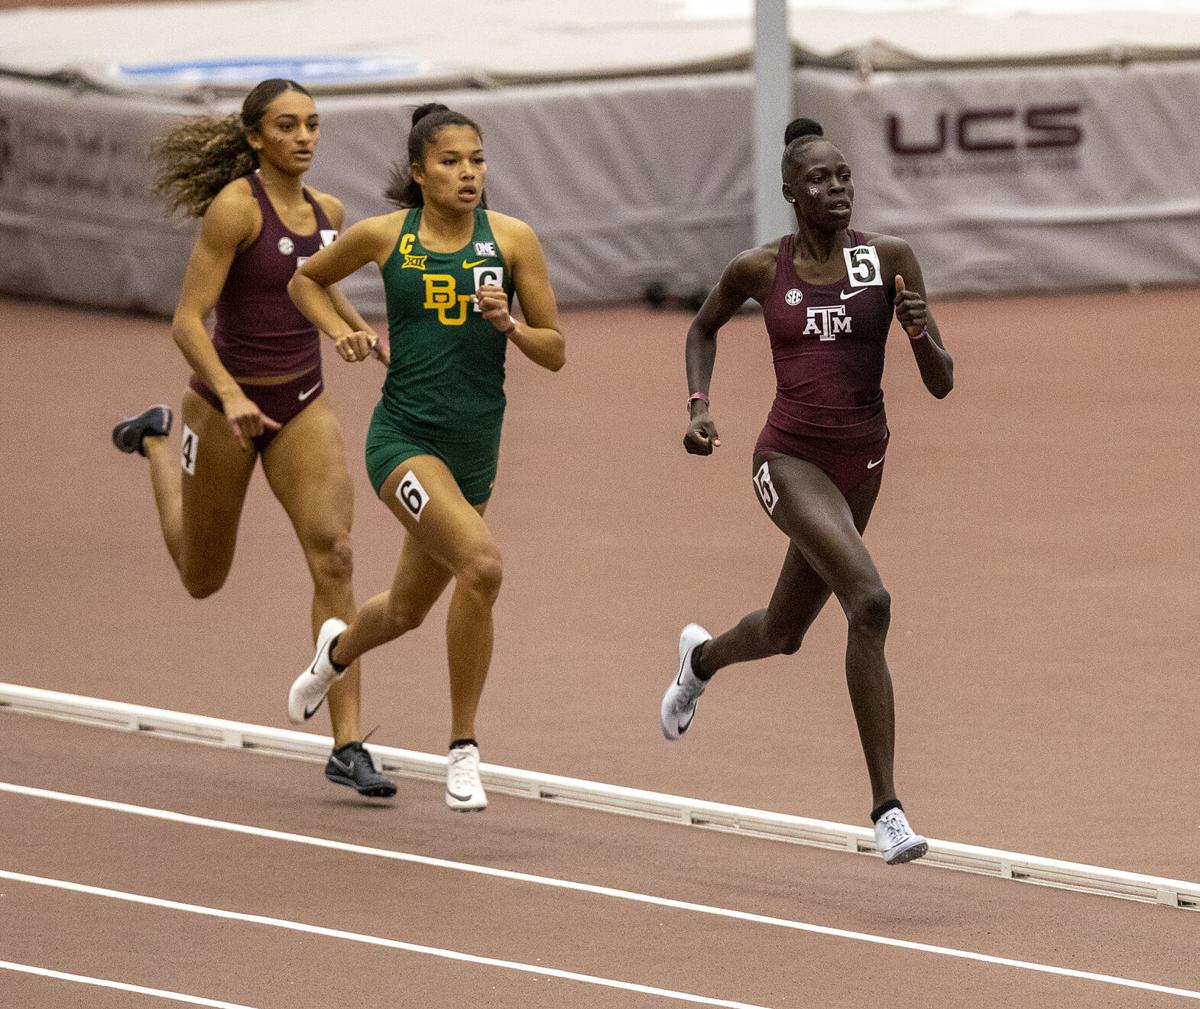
xmin=289 ymin=215 xmax=395 ymax=364
xmin=682 ymin=249 xmax=765 ymax=455
xmin=882 ymin=238 xmax=954 ymax=399
xmin=483 ymin=214 xmax=564 ymax=372
xmin=313 ymin=195 xmax=381 ymax=355
xmin=171 ymin=185 xmax=281 ymax=449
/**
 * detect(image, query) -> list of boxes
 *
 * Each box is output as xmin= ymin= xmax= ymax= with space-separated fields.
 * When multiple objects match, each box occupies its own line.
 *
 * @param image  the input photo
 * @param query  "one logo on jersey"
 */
xmin=319 ymin=229 xmax=338 ymax=247
xmin=784 ymin=288 xmax=803 ymax=307
xmin=277 ymin=236 xmax=295 ymax=255
xmin=474 ymin=241 xmax=496 ymax=256
xmin=423 ymin=274 xmax=473 ymax=325
xmin=804 ymin=305 xmax=852 ymax=341
xmin=844 ymin=245 xmax=883 ymax=287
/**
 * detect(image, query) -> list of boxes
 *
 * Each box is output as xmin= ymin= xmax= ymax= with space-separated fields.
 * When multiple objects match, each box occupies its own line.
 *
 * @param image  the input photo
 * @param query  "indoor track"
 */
xmin=1 ymin=290 xmax=1198 ymax=1007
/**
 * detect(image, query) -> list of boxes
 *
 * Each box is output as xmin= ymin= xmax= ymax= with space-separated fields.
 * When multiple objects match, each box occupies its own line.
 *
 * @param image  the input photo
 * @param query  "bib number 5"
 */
xmin=843 ymin=245 xmax=882 ymax=287
xmin=753 ymin=460 xmax=779 ymax=516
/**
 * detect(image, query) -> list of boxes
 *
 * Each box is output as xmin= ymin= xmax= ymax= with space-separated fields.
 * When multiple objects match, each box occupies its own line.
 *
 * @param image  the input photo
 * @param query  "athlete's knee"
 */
xmin=763 ymin=614 xmax=805 ymax=655
xmin=458 ymin=546 xmax=503 ymax=604
xmin=770 ymin=626 xmax=806 ymax=656
xmin=383 ymin=597 xmax=427 ymax=636
xmin=848 ymin=585 xmax=891 ymax=637
xmin=308 ymin=529 xmax=354 ymax=588
xmin=180 ymin=567 xmax=229 ymax=600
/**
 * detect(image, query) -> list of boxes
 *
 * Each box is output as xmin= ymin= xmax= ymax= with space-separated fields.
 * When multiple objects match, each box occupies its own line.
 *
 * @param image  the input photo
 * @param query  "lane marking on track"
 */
xmin=0 ymin=960 xmax=257 ymax=1008
xmin=2 ymin=682 xmax=1197 ymax=909
xmin=2 ymin=782 xmax=1198 ymax=1001
xmin=0 ymin=870 xmax=769 ymax=1009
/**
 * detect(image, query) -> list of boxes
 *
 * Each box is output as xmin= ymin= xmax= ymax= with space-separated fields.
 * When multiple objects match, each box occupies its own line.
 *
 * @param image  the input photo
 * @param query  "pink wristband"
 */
xmin=688 ymin=391 xmax=709 ymax=408
xmin=910 ymin=326 xmax=929 ymax=342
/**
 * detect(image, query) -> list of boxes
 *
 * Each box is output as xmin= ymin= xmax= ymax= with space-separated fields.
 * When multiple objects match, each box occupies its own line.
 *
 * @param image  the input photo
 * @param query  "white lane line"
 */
xmin=3 ymin=683 xmax=1197 ymax=909
xmin=0 ymin=960 xmax=257 ymax=1008
xmin=2 ymin=782 xmax=1197 ymax=1001
xmin=0 ymin=870 xmax=769 ymax=1009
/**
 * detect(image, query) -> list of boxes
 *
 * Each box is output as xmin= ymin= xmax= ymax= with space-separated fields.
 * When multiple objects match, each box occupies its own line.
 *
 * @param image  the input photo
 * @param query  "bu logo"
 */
xmin=803 ymin=305 xmax=851 ymax=342
xmin=423 ymin=274 xmax=473 ymax=325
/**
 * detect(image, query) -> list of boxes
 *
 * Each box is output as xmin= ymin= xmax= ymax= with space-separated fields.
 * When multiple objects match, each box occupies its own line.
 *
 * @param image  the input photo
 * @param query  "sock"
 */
xmin=691 ymin=641 xmax=714 ymax=681
xmin=450 ymin=737 xmax=478 ymax=751
xmin=328 ymin=635 xmax=349 ymax=674
xmin=870 ymin=798 xmax=903 ymax=824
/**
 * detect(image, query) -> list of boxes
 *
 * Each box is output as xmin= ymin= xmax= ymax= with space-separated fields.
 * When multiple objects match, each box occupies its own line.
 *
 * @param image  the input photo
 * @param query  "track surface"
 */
xmin=2 ymin=289 xmax=1198 ymax=1006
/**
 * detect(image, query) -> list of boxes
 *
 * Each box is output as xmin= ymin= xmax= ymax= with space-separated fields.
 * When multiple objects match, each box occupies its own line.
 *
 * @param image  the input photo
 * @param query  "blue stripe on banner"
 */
xmin=115 ymin=56 xmax=435 ymax=85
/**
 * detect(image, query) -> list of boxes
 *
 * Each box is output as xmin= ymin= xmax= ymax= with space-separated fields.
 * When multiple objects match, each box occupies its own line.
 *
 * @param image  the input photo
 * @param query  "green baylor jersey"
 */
xmin=378 ymin=207 xmax=514 ymax=439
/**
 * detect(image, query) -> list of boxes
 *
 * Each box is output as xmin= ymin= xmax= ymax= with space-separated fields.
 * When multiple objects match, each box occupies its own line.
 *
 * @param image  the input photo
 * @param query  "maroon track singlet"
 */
xmin=753 ymin=231 xmax=895 ymax=495
xmin=211 ymin=172 xmax=336 ymax=377
xmin=759 ymin=230 xmax=893 ymax=445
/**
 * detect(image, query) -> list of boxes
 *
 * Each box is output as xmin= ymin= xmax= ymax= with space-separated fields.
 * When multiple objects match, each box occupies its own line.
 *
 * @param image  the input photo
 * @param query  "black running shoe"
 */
xmin=325 ymin=741 xmax=397 ymax=798
xmin=112 ymin=405 xmax=173 ymax=456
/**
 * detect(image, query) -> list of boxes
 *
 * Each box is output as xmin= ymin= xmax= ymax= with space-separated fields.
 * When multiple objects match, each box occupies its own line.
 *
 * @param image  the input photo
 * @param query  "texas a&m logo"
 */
xmin=804 ymin=305 xmax=851 ymax=342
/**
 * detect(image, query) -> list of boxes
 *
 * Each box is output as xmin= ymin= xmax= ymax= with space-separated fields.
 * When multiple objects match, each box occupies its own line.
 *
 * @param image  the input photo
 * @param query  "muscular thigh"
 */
xmin=379 ymin=454 xmax=495 ymax=574
xmin=765 ymin=472 xmax=883 ymax=630
xmin=178 ymin=387 xmax=258 ymax=560
xmin=753 ymin=452 xmax=884 ymax=604
xmin=261 ymin=397 xmax=354 ymax=545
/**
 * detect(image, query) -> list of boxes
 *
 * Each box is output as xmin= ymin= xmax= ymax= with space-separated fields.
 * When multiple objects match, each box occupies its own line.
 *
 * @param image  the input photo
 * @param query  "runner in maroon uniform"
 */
xmin=659 ymin=118 xmax=954 ymax=864
xmin=112 ymin=79 xmax=396 ymax=798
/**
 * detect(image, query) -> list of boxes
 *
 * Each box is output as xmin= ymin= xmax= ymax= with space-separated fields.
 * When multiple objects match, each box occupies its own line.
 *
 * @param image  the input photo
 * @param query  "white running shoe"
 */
xmin=287 ymin=618 xmax=348 ymax=724
xmin=874 ymin=807 xmax=929 ymax=865
xmin=660 ymin=623 xmax=712 ymax=740
xmin=445 ymin=743 xmax=487 ymax=812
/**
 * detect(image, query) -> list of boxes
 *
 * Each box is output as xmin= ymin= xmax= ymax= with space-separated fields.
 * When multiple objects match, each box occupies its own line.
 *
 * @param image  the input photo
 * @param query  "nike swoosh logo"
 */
xmin=298 ymin=381 xmax=322 ymax=401
xmin=867 ymin=456 xmax=885 ymax=469
xmin=447 ymin=788 xmax=474 ymax=802
xmin=329 ymin=755 xmax=354 ymax=775
xmin=676 ymin=649 xmax=692 ymax=686
xmin=678 ymin=710 xmax=695 ymax=733
xmin=840 ymin=288 xmax=868 ymax=301
xmin=462 ymin=258 xmax=488 ymax=269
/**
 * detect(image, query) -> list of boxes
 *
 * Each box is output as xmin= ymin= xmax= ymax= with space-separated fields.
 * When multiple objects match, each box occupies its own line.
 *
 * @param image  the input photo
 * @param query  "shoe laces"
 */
xmin=343 ymin=736 xmax=381 ymax=774
xmin=448 ymin=746 xmax=479 ymax=790
xmin=880 ymin=811 xmax=910 ymax=846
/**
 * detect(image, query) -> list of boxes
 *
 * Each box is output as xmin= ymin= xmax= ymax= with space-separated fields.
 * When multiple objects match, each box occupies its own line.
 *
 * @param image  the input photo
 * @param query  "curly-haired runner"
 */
xmin=112 ymin=79 xmax=396 ymax=799
xmin=659 ymin=117 xmax=954 ymax=864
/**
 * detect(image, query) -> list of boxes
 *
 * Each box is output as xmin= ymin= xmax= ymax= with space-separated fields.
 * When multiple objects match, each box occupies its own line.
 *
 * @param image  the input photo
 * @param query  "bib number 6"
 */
xmin=395 ymin=470 xmax=430 ymax=521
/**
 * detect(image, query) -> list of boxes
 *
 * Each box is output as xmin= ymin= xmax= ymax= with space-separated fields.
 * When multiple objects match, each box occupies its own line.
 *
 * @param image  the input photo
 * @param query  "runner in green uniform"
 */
xmin=284 ymin=103 xmax=565 ymax=812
